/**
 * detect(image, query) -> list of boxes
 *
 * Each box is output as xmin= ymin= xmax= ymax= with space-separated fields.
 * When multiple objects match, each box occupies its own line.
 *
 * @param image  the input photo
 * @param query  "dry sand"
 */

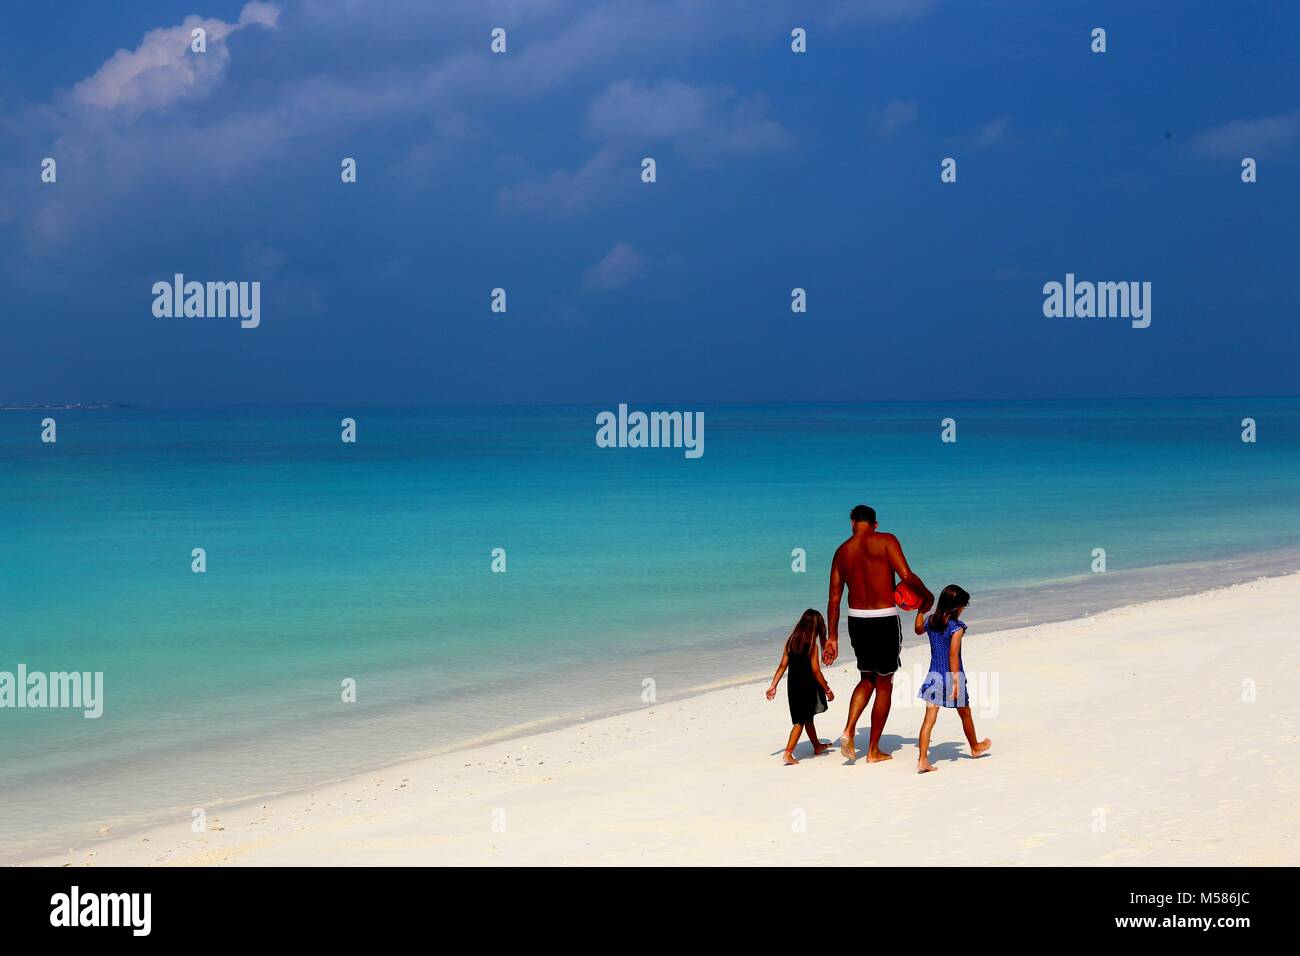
xmin=24 ymin=574 xmax=1300 ymax=866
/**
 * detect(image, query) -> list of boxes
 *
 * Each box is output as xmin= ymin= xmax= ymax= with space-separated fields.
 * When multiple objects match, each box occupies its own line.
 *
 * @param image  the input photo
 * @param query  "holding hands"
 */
xmin=821 ymin=637 xmax=838 ymax=666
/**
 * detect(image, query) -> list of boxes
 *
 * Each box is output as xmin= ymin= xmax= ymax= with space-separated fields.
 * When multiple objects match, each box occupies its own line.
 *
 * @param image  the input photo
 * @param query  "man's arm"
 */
xmin=824 ymin=550 xmax=844 ymax=665
xmin=886 ymin=535 xmax=934 ymax=612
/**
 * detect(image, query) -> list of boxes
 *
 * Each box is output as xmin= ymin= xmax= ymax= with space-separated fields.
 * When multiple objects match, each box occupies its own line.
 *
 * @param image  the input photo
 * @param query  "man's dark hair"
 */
xmin=850 ymin=505 xmax=876 ymax=524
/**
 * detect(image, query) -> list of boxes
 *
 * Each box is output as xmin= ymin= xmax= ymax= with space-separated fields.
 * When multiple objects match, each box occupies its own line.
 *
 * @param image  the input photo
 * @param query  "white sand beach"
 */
xmin=24 ymin=574 xmax=1300 ymax=867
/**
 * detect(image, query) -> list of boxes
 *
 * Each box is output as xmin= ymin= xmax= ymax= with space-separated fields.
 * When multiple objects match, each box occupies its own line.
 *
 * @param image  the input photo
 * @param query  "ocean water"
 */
xmin=2 ymin=398 xmax=1298 ymax=859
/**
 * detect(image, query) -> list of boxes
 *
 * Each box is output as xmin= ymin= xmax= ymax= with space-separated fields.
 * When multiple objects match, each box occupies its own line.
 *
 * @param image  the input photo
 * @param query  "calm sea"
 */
xmin=2 ymin=399 xmax=1298 ymax=858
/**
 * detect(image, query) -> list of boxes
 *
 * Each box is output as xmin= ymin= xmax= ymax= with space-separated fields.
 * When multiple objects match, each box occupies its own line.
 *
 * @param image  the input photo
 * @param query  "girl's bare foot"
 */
xmin=839 ymin=734 xmax=856 ymax=760
xmin=783 ymin=752 xmax=799 ymax=765
xmin=971 ymin=738 xmax=992 ymax=757
xmin=917 ymin=760 xmax=937 ymax=774
xmin=811 ymin=741 xmax=831 ymax=756
xmin=865 ymin=748 xmax=893 ymax=763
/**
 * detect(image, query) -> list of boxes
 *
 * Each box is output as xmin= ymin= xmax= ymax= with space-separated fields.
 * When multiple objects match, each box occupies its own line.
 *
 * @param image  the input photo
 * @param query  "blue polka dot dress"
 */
xmin=917 ymin=616 xmax=968 ymax=708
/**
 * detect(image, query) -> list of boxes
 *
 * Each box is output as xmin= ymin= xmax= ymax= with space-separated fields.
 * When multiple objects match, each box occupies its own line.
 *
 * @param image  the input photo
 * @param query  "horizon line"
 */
xmin=4 ymin=394 xmax=1298 ymax=412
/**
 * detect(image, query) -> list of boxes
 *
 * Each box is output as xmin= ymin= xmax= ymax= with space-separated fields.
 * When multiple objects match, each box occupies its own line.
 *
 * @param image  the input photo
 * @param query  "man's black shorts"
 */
xmin=847 ymin=613 xmax=902 ymax=676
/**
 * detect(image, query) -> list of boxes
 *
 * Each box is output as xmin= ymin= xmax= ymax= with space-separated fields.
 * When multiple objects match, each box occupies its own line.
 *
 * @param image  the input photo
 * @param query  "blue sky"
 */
xmin=1 ymin=0 xmax=1297 ymax=406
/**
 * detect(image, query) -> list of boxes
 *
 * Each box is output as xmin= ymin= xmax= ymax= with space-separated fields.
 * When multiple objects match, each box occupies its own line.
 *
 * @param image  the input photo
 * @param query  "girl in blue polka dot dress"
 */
xmin=914 ymin=584 xmax=992 ymax=773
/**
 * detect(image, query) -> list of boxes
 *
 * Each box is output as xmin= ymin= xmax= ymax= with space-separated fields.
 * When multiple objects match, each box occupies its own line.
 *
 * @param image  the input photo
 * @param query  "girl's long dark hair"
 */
xmin=785 ymin=608 xmax=827 ymax=656
xmin=928 ymin=584 xmax=971 ymax=634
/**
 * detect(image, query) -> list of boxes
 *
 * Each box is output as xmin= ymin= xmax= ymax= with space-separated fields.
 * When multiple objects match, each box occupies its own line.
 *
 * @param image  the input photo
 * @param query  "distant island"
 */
xmin=0 ymin=403 xmax=132 ymax=411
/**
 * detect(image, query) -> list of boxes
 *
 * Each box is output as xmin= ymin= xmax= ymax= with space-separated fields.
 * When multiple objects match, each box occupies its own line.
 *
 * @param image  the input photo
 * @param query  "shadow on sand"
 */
xmin=771 ymin=730 xmax=975 ymax=764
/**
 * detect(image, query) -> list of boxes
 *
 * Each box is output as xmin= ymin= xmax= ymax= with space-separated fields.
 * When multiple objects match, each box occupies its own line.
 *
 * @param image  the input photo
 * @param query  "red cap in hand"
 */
xmin=894 ymin=581 xmax=922 ymax=611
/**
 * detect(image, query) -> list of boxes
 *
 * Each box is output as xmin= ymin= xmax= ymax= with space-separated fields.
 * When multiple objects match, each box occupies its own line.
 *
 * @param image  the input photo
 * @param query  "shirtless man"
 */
xmin=823 ymin=505 xmax=933 ymax=763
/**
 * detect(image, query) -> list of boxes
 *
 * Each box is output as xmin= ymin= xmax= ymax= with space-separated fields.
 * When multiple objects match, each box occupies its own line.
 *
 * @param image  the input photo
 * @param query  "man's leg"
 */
xmin=865 ymin=673 xmax=894 ymax=762
xmin=840 ymin=673 xmax=876 ymax=759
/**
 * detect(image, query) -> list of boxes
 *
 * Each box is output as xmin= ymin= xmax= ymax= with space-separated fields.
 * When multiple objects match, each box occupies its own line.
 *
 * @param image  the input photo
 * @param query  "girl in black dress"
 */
xmin=765 ymin=608 xmax=835 ymax=765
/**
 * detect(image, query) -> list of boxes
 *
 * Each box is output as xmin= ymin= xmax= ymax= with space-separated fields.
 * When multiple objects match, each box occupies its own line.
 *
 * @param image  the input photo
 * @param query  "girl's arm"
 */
xmin=948 ymin=628 xmax=965 ymax=700
xmin=809 ymin=644 xmax=835 ymax=701
xmin=765 ymin=650 xmax=789 ymax=700
xmin=913 ymin=610 xmax=927 ymax=635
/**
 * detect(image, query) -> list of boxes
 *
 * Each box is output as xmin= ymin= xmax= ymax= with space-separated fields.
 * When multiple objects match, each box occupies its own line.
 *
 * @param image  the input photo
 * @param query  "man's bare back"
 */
xmin=824 ymin=509 xmax=932 ymax=668
xmin=835 ymin=532 xmax=905 ymax=611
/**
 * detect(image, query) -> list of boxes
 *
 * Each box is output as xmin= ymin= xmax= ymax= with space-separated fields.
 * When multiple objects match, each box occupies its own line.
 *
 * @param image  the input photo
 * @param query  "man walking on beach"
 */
xmin=824 ymin=505 xmax=933 ymax=763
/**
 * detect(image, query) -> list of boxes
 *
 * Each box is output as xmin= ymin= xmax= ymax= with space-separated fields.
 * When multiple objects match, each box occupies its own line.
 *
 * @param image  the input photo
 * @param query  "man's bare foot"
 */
xmin=811 ymin=741 xmax=831 ymax=756
xmin=971 ymin=738 xmax=992 ymax=758
xmin=839 ymin=734 xmax=856 ymax=761
xmin=865 ymin=748 xmax=893 ymax=763
xmin=783 ymin=752 xmax=799 ymax=765
xmin=917 ymin=760 xmax=937 ymax=774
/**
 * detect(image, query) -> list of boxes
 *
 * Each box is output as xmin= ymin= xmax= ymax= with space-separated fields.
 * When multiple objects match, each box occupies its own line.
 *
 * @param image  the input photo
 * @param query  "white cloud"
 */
xmin=71 ymin=3 xmax=279 ymax=114
xmin=238 ymin=1 xmax=280 ymax=27
xmin=1191 ymin=109 xmax=1300 ymax=158
xmin=876 ymin=99 xmax=918 ymax=135
xmin=498 ymin=79 xmax=789 ymax=218
xmin=390 ymin=113 xmax=478 ymax=186
xmin=496 ymin=147 xmax=625 ymax=218
xmin=974 ymin=114 xmax=1012 ymax=148
xmin=585 ymin=80 xmax=789 ymax=164
xmin=582 ymin=241 xmax=645 ymax=291
xmin=0 ymin=0 xmax=937 ymax=266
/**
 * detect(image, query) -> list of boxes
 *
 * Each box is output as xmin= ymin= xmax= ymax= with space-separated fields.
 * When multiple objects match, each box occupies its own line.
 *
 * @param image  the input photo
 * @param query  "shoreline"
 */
xmin=2 ymin=665 xmax=785 ymax=866
xmin=16 ymin=569 xmax=1300 ymax=867
xmin=7 ymin=547 xmax=1300 ymax=864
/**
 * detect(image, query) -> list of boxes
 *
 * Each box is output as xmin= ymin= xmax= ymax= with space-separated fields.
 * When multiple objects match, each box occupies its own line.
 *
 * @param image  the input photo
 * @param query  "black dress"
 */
xmin=787 ymin=648 xmax=828 ymax=724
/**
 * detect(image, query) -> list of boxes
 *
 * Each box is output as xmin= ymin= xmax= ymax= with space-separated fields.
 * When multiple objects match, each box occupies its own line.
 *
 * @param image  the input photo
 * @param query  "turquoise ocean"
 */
xmin=2 ymin=399 xmax=1298 ymax=859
